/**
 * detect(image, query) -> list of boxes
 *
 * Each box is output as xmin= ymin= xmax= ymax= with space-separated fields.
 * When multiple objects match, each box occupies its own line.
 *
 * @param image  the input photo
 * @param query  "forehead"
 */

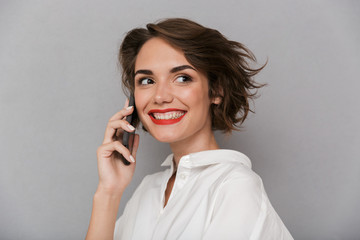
xmin=135 ymin=37 xmax=192 ymax=71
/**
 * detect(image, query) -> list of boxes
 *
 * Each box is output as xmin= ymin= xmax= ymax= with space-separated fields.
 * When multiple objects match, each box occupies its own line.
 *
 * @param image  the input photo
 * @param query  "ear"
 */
xmin=212 ymin=96 xmax=222 ymax=105
xmin=211 ymin=86 xmax=223 ymax=105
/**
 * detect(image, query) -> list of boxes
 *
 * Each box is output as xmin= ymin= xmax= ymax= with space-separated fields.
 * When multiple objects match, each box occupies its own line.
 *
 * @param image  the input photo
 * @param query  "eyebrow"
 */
xmin=170 ymin=65 xmax=197 ymax=73
xmin=134 ymin=65 xmax=196 ymax=76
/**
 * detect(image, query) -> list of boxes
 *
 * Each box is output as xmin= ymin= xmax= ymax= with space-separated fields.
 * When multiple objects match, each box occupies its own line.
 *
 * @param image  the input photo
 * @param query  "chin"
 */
xmin=141 ymin=119 xmax=185 ymax=143
xmin=150 ymin=131 xmax=182 ymax=143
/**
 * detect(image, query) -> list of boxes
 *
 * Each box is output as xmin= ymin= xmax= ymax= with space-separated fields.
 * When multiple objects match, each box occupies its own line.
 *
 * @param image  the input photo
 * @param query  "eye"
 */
xmin=175 ymin=75 xmax=192 ymax=83
xmin=138 ymin=78 xmax=154 ymax=85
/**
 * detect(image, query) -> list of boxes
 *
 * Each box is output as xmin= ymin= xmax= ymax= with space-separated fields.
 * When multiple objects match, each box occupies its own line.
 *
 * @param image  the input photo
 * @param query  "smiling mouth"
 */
xmin=148 ymin=109 xmax=187 ymax=125
xmin=152 ymin=111 xmax=185 ymax=120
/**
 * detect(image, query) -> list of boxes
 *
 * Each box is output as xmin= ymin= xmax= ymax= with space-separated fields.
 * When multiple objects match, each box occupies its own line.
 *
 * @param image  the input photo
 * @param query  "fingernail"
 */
xmin=127 ymin=124 xmax=135 ymax=131
xmin=129 ymin=155 xmax=135 ymax=163
xmin=126 ymin=106 xmax=133 ymax=110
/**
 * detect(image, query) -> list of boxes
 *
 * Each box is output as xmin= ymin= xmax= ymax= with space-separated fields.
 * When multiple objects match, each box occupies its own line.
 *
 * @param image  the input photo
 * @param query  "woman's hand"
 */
xmin=86 ymin=101 xmax=139 ymax=240
xmin=96 ymin=100 xmax=140 ymax=197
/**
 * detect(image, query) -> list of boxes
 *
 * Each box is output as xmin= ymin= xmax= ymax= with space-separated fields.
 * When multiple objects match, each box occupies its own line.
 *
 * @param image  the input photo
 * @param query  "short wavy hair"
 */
xmin=119 ymin=18 xmax=265 ymax=133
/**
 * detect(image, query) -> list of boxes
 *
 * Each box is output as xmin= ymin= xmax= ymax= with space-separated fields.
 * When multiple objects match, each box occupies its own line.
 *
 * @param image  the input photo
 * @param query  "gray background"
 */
xmin=1 ymin=0 xmax=359 ymax=239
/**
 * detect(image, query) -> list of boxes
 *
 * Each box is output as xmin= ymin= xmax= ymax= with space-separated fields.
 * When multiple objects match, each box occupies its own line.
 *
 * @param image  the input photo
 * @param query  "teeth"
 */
xmin=152 ymin=111 xmax=185 ymax=120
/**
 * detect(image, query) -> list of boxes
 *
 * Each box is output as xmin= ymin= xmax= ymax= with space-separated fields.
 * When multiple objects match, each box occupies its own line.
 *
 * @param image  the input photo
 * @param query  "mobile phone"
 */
xmin=122 ymin=95 xmax=136 ymax=151
xmin=114 ymin=95 xmax=137 ymax=165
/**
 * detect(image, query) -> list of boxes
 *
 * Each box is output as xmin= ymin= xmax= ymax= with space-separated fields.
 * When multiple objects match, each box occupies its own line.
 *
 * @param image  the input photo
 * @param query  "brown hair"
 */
xmin=119 ymin=18 xmax=265 ymax=133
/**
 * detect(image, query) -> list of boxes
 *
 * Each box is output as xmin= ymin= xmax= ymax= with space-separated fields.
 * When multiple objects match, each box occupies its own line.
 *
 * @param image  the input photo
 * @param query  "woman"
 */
xmin=86 ymin=18 xmax=293 ymax=240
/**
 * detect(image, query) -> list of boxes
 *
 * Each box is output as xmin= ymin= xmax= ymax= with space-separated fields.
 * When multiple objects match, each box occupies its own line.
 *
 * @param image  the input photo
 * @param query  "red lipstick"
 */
xmin=148 ymin=108 xmax=187 ymax=125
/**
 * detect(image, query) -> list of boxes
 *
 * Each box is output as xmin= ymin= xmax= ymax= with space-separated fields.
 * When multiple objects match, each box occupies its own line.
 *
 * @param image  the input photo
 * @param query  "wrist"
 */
xmin=87 ymin=186 xmax=122 ymax=240
xmin=95 ymin=185 xmax=124 ymax=200
xmin=93 ymin=190 xmax=122 ymax=212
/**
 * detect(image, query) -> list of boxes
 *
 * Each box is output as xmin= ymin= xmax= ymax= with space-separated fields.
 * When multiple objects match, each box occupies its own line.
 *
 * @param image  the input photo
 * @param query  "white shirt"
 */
xmin=114 ymin=149 xmax=293 ymax=240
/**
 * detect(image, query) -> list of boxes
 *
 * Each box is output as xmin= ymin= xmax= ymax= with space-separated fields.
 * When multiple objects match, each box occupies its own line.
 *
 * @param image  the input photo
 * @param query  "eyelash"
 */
xmin=137 ymin=75 xmax=193 ymax=85
xmin=138 ymin=78 xmax=154 ymax=85
xmin=175 ymin=75 xmax=192 ymax=83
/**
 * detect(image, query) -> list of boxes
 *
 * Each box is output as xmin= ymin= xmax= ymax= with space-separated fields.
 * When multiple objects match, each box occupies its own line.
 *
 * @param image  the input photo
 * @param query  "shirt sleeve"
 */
xmin=202 ymin=167 xmax=293 ymax=240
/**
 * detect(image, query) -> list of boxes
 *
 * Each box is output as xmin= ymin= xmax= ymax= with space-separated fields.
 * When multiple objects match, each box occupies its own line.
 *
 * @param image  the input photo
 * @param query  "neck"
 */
xmin=170 ymin=130 xmax=219 ymax=169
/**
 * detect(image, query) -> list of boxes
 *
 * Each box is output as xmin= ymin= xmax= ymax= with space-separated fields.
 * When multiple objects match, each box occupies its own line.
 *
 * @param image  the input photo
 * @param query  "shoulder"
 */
xmin=223 ymin=161 xmax=263 ymax=190
xmin=207 ymin=151 xmax=265 ymax=210
xmin=214 ymin=161 xmax=264 ymax=204
xmin=207 ymin=150 xmax=263 ymax=193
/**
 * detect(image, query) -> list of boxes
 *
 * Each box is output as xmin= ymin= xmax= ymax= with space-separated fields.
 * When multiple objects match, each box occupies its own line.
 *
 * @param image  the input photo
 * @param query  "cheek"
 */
xmin=181 ymin=85 xmax=207 ymax=102
xmin=134 ymin=88 xmax=147 ymax=106
xmin=134 ymin=90 xmax=149 ymax=117
xmin=178 ymin=86 xmax=211 ymax=112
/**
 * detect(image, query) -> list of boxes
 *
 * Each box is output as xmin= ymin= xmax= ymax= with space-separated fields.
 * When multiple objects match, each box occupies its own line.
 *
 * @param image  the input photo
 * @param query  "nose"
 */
xmin=153 ymin=81 xmax=173 ymax=104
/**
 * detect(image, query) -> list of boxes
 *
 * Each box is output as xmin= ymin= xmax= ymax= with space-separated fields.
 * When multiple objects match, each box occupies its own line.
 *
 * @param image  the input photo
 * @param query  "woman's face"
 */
xmin=134 ymin=37 xmax=215 ymax=144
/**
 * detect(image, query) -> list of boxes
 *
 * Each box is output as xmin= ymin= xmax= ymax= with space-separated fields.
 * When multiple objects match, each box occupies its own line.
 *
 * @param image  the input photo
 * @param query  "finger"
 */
xmin=109 ymin=119 xmax=136 ymax=133
xmin=109 ymin=105 xmax=134 ymax=121
xmin=98 ymin=141 xmax=135 ymax=163
xmin=121 ymin=98 xmax=130 ymax=121
xmin=110 ymin=120 xmax=135 ymax=141
xmin=103 ymin=107 xmax=135 ymax=144
xmin=113 ymin=141 xmax=135 ymax=163
xmin=123 ymin=98 xmax=129 ymax=108
xmin=104 ymin=118 xmax=135 ymax=144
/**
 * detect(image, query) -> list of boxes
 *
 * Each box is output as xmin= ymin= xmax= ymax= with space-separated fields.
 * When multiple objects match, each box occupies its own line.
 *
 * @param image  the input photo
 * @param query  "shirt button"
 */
xmin=180 ymin=173 xmax=186 ymax=179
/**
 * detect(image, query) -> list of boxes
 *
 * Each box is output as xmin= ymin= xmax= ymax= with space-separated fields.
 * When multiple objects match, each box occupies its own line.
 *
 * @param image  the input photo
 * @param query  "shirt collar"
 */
xmin=161 ymin=149 xmax=252 ymax=169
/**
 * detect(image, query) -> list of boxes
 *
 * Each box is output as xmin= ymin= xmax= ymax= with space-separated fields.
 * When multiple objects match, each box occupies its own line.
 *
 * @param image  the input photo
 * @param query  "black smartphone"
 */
xmin=114 ymin=94 xmax=137 ymax=165
xmin=122 ymin=95 xmax=136 ymax=151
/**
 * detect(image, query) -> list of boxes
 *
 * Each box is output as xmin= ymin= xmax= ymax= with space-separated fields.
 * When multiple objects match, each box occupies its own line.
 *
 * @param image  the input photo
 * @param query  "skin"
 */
xmin=86 ymin=101 xmax=139 ymax=240
xmin=134 ymin=37 xmax=220 ymax=164
xmin=86 ymin=37 xmax=220 ymax=239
